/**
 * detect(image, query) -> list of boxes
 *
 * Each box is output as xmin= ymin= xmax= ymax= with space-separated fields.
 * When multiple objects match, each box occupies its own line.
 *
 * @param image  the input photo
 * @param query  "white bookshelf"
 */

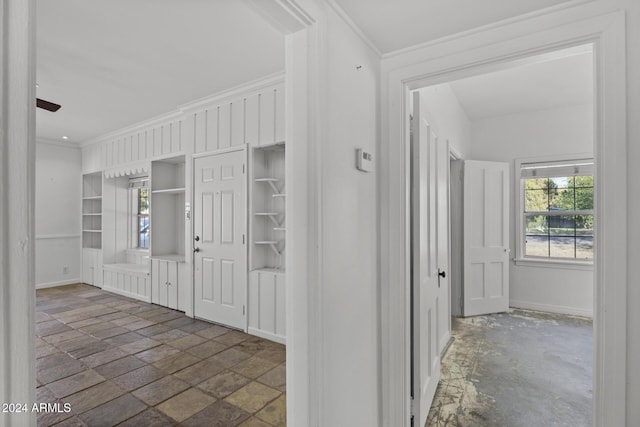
xmin=248 ymin=143 xmax=286 ymax=344
xmin=150 ymin=155 xmax=186 ymax=261
xmin=250 ymin=144 xmax=285 ymax=271
xmin=82 ymin=172 xmax=102 ymax=250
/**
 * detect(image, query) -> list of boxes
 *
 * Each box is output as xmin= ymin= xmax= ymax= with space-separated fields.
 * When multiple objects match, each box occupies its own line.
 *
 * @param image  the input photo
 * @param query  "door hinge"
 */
xmin=243 ymin=164 xmax=245 ymax=174
xmin=242 ymin=234 xmax=245 ymax=244
xmin=243 ymin=305 xmax=246 ymax=316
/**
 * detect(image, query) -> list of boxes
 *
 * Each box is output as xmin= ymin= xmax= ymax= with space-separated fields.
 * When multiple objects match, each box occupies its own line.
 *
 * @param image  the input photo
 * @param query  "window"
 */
xmin=519 ymin=158 xmax=594 ymax=262
xmin=129 ymin=177 xmax=149 ymax=249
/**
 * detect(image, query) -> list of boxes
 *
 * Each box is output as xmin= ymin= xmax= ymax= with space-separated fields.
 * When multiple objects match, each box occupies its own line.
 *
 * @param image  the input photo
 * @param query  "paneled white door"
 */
xmin=411 ymin=92 xmax=441 ymax=427
xmin=193 ymin=149 xmax=247 ymax=329
xmin=463 ymin=160 xmax=510 ymax=317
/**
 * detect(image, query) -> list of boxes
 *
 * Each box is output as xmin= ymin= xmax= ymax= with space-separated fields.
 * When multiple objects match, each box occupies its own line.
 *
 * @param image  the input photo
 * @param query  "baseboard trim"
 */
xmin=36 ymin=279 xmax=81 ymax=289
xmin=510 ymin=299 xmax=593 ymax=318
xmin=247 ymin=327 xmax=286 ymax=345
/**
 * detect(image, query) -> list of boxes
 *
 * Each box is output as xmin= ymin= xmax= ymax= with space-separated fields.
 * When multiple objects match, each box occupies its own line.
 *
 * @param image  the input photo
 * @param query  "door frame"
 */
xmin=380 ymin=7 xmax=627 ymax=427
xmin=192 ymin=146 xmax=249 ymax=331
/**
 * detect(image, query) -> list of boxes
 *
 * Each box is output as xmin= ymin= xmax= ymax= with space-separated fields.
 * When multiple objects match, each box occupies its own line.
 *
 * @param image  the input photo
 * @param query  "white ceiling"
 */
xmin=448 ymin=47 xmax=593 ymax=121
xmin=36 ymin=0 xmax=285 ymax=143
xmin=36 ymin=0 xmax=587 ymax=144
xmin=331 ymin=0 xmax=573 ymax=54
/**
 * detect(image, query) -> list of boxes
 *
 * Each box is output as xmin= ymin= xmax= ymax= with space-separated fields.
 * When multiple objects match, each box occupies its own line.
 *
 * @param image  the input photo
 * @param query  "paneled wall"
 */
xmin=81 ymin=76 xmax=285 ymax=171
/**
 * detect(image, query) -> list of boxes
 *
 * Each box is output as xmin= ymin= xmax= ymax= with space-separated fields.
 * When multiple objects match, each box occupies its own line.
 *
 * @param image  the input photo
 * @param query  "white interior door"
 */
xmin=411 ymin=92 xmax=441 ymax=427
xmin=436 ymin=138 xmax=451 ymax=353
xmin=194 ymin=149 xmax=247 ymax=329
xmin=463 ymin=160 xmax=510 ymax=317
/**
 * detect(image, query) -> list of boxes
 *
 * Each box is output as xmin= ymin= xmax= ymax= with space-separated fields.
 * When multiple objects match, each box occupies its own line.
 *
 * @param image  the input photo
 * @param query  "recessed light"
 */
xmin=62 ymin=136 xmax=69 ymax=140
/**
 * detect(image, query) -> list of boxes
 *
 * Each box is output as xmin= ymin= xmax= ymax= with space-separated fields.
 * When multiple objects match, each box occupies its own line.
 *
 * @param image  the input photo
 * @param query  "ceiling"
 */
xmin=36 ymin=0 xmax=583 ymax=144
xmin=36 ymin=0 xmax=285 ymax=143
xmin=331 ymin=0 xmax=574 ymax=54
xmin=447 ymin=46 xmax=593 ymax=121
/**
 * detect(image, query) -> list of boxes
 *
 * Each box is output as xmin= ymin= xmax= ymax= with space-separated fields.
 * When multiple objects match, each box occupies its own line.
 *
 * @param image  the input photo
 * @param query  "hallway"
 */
xmin=35 ymin=284 xmax=286 ymax=426
xmin=427 ymin=309 xmax=592 ymax=426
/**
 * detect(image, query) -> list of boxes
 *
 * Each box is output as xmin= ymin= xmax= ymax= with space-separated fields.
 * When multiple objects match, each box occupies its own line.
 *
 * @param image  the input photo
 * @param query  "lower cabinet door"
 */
xmin=151 ymin=259 xmax=179 ymax=309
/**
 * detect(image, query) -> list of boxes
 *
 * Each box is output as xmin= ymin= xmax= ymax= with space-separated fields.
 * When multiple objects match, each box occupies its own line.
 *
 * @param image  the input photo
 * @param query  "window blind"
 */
xmin=128 ymin=177 xmax=149 ymax=189
xmin=520 ymin=159 xmax=594 ymax=179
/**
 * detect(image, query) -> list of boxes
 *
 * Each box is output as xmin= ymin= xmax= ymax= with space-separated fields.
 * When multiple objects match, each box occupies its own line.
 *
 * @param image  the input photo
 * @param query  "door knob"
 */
xmin=438 ymin=270 xmax=446 ymax=278
xmin=193 ymin=247 xmax=200 ymax=253
xmin=194 ymin=235 xmax=200 ymax=242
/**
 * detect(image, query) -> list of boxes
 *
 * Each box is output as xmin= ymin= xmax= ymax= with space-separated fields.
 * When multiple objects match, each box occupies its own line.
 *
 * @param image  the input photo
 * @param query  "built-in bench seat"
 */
xmin=102 ymin=263 xmax=151 ymax=302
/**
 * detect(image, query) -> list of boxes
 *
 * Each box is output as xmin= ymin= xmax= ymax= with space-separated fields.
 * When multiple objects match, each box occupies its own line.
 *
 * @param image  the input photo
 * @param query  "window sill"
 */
xmin=514 ymin=258 xmax=593 ymax=271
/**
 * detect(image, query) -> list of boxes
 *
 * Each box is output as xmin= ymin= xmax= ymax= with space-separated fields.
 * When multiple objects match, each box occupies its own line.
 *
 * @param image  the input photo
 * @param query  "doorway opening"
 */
xmin=409 ymin=43 xmax=595 ymax=425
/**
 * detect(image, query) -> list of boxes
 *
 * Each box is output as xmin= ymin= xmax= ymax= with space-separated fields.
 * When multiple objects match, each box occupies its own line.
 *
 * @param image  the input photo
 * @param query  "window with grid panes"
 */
xmin=521 ymin=159 xmax=594 ymax=261
xmin=129 ymin=177 xmax=149 ymax=249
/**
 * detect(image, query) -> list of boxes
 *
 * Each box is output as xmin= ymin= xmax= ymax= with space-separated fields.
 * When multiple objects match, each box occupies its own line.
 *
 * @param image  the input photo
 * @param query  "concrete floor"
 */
xmin=427 ymin=309 xmax=592 ymax=427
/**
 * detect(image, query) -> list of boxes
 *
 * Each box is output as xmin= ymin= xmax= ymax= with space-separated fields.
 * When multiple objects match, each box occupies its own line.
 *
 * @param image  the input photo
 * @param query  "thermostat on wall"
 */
xmin=356 ymin=148 xmax=374 ymax=172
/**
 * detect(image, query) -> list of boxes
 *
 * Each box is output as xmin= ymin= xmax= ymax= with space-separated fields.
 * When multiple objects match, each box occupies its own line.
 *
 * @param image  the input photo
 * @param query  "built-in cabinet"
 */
xmin=150 ymin=155 xmax=186 ymax=310
xmin=80 ymin=79 xmax=287 ymax=343
xmin=151 ymin=258 xmax=179 ymax=310
xmin=249 ymin=143 xmax=286 ymax=343
xmin=82 ymin=172 xmax=102 ymax=286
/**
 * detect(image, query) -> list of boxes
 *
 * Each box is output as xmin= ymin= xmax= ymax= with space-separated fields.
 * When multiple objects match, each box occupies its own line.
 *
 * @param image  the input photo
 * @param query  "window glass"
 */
xmin=522 ymin=172 xmax=593 ymax=261
xmin=138 ymin=187 xmax=149 ymax=249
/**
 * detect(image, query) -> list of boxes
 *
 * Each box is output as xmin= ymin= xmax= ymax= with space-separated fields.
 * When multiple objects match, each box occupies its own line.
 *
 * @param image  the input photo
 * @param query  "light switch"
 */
xmin=356 ymin=148 xmax=374 ymax=172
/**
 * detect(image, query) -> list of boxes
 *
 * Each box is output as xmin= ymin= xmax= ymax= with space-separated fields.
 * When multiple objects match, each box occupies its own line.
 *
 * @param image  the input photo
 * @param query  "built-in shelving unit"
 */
xmin=82 ymin=172 xmax=103 ymax=249
xmin=150 ymin=155 xmax=186 ymax=311
xmin=82 ymin=172 xmax=103 ymax=287
xmin=250 ymin=144 xmax=286 ymax=270
xmin=248 ymin=143 xmax=286 ymax=344
xmin=150 ymin=155 xmax=186 ymax=262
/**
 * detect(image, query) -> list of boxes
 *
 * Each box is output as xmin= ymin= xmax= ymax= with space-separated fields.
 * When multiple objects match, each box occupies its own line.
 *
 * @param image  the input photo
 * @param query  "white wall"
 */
xmin=35 ymin=141 xmax=82 ymax=287
xmin=416 ymin=85 xmax=472 ymax=158
xmin=318 ymin=7 xmax=380 ymax=426
xmin=470 ymin=103 xmax=593 ymax=316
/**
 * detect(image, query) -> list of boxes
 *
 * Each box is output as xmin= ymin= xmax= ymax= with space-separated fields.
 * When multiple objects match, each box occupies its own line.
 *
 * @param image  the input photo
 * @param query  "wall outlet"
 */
xmin=63 ymin=266 xmax=69 ymax=274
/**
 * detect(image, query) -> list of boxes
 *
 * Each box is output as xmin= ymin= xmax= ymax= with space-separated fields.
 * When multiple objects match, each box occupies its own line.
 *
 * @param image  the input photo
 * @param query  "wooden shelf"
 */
xmin=152 ymin=187 xmax=185 ymax=195
xmin=82 ymin=229 xmax=102 ymax=233
xmin=256 ymin=178 xmax=281 ymax=194
xmin=82 ymin=195 xmax=102 ymax=200
xmin=255 ymin=241 xmax=282 ymax=256
xmin=256 ymin=212 xmax=282 ymax=227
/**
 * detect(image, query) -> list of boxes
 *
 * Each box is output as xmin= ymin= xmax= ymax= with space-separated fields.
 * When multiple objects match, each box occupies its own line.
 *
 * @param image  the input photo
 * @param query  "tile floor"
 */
xmin=35 ymin=284 xmax=286 ymax=426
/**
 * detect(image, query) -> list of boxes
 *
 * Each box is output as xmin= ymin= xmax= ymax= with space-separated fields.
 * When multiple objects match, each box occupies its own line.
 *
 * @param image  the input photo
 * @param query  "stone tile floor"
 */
xmin=35 ymin=284 xmax=286 ymax=426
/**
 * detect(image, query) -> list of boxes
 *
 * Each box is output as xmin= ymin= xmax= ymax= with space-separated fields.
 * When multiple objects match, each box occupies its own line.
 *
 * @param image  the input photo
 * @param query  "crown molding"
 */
xmin=178 ymin=71 xmax=285 ymax=113
xmin=325 ymin=0 xmax=382 ymax=58
xmin=78 ymin=110 xmax=183 ymax=148
xmin=79 ymin=72 xmax=285 ymax=148
xmin=36 ymin=137 xmax=81 ymax=149
xmin=382 ymin=0 xmax=596 ymax=60
xmin=244 ymin=0 xmax=314 ymax=34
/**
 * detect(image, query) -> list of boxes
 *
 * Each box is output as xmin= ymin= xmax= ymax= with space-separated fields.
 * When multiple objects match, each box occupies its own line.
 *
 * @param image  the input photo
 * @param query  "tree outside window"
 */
xmin=137 ymin=187 xmax=149 ymax=249
xmin=524 ymin=175 xmax=593 ymax=260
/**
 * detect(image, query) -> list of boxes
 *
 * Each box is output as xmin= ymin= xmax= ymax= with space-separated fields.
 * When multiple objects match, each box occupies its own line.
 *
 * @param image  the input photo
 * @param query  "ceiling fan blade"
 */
xmin=36 ymin=98 xmax=62 ymax=112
